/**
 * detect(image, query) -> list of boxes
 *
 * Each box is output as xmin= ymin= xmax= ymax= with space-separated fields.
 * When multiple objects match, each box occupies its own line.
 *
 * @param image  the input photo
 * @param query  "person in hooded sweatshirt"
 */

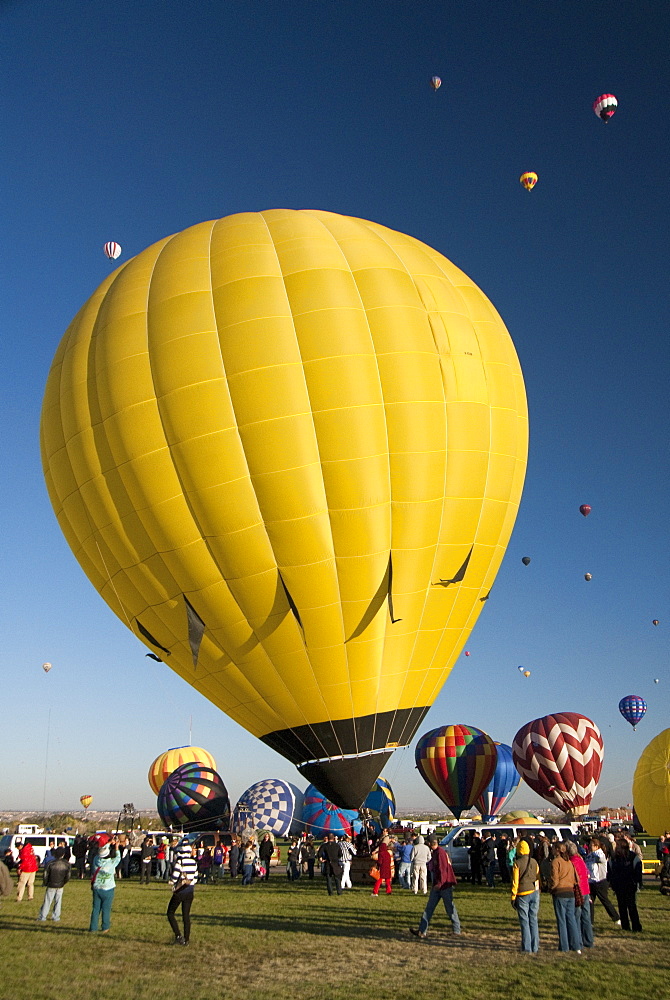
xmin=167 ymin=844 xmax=199 ymax=946
xmin=410 ymin=836 xmax=431 ymax=895
xmin=510 ymin=839 xmax=540 ymax=953
xmin=37 ymin=846 xmax=71 ymax=923
xmin=16 ymin=843 xmax=39 ymax=901
xmin=89 ymin=840 xmax=121 ymax=933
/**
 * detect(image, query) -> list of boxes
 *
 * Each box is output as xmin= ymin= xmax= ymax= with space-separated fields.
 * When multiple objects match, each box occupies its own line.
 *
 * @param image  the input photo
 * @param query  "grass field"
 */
xmin=1 ymin=873 xmax=668 ymax=1000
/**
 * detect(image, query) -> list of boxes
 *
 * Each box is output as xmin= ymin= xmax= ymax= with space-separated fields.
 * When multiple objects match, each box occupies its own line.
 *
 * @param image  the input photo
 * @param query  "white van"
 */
xmin=440 ymin=823 xmax=578 ymax=877
xmin=0 ymin=833 xmax=76 ymax=866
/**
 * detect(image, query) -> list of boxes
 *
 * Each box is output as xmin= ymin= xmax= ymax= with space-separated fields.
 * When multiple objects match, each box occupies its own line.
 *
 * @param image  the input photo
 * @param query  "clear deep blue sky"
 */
xmin=1 ymin=0 xmax=668 ymax=814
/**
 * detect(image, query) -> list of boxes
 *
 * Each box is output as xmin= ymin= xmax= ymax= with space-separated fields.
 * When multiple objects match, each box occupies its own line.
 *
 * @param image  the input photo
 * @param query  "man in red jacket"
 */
xmin=16 ymin=843 xmax=39 ymax=901
xmin=410 ymin=837 xmax=461 ymax=938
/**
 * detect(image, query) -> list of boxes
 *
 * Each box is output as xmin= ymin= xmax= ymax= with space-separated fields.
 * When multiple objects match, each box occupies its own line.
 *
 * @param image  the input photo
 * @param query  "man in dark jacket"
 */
xmin=410 ymin=837 xmax=461 ymax=938
xmin=37 ymin=847 xmax=71 ymax=923
xmin=72 ymin=835 xmax=88 ymax=879
xmin=468 ymin=832 xmax=483 ymax=885
xmin=483 ymin=835 xmax=497 ymax=887
xmin=320 ymin=834 xmax=343 ymax=896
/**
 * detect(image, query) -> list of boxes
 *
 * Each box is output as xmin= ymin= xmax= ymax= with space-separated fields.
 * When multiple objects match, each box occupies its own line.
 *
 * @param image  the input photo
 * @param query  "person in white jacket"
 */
xmin=410 ymin=836 xmax=431 ymax=894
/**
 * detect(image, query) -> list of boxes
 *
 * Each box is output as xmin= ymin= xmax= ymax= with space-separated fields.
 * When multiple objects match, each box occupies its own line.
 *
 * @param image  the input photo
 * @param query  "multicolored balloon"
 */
xmin=652 ymin=620 xmax=659 ymax=626
xmin=103 ymin=241 xmax=122 ymax=260
xmin=632 ymin=728 xmax=670 ymax=836
xmin=360 ymin=778 xmax=396 ymax=834
xmin=499 ymin=810 xmax=540 ymax=824
xmin=512 ymin=712 xmax=604 ymax=817
xmin=148 ymin=746 xmax=216 ymax=795
xmin=579 ymin=504 xmax=591 ymax=517
xmin=593 ymin=93 xmax=617 ymax=121
xmin=619 ymin=695 xmax=647 ymax=731
xmin=415 ymin=724 xmax=498 ymax=819
xmin=520 ymin=172 xmax=538 ymax=191
xmin=157 ymin=762 xmax=230 ymax=831
xmin=232 ymin=778 xmax=304 ymax=838
xmin=301 ymin=784 xmax=361 ymax=838
xmin=474 ymin=743 xmax=520 ymax=821
xmin=430 ymin=76 xmax=442 ymax=91
xmin=80 ymin=794 xmax=93 ymax=811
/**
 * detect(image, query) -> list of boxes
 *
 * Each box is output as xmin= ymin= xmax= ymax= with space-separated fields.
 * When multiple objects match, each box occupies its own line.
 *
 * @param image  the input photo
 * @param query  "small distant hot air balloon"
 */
xmin=619 ymin=695 xmax=647 ymax=731
xmin=518 ymin=666 xmax=525 ymax=673
xmin=430 ymin=76 xmax=442 ymax=91
xmin=652 ymin=620 xmax=659 ymax=626
xmin=520 ymin=172 xmax=538 ymax=191
xmin=42 ymin=662 xmax=52 ymax=673
xmin=593 ymin=94 xmax=617 ymax=121
xmin=584 ymin=573 xmax=592 ymax=581
xmin=654 ymin=679 xmax=660 ymax=684
xmin=464 ymin=651 xmax=471 ymax=657
xmin=415 ymin=724 xmax=497 ymax=818
xmin=103 ymin=241 xmax=122 ymax=260
xmin=523 ymin=670 xmax=531 ymax=678
xmin=522 ymin=557 xmax=531 ymax=566
xmin=80 ymin=795 xmax=93 ymax=811
xmin=579 ymin=504 xmax=591 ymax=517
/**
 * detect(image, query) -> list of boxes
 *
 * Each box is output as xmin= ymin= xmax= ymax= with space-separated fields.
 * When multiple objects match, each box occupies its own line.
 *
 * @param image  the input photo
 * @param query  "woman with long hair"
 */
xmin=547 ymin=842 xmax=582 ymax=953
xmin=167 ymin=844 xmax=198 ymax=946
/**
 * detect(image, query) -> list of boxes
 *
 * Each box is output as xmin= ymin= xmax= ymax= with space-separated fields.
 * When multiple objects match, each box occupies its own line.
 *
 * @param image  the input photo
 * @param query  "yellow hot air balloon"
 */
xmin=40 ymin=210 xmax=528 ymax=808
xmin=520 ymin=172 xmax=538 ymax=192
xmin=148 ymin=745 xmax=217 ymax=795
xmin=632 ymin=728 xmax=670 ymax=836
xmin=80 ymin=795 xmax=93 ymax=811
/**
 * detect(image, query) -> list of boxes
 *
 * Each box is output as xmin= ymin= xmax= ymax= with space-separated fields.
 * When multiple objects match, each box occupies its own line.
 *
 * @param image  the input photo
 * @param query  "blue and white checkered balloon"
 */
xmin=232 ymin=778 xmax=305 ymax=836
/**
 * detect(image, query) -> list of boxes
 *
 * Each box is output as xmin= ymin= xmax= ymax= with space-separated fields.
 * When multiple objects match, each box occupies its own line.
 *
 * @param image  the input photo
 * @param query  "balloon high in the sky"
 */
xmin=519 ymin=172 xmax=538 ymax=191
xmin=42 ymin=662 xmax=52 ymax=673
xmin=148 ymin=746 xmax=216 ymax=796
xmin=41 ymin=210 xmax=528 ymax=810
xmin=619 ymin=695 xmax=647 ymax=731
xmin=80 ymin=794 xmax=92 ymax=811
xmin=584 ymin=573 xmax=592 ymax=581
xmin=475 ymin=742 xmax=520 ymax=821
xmin=593 ymin=94 xmax=617 ymax=121
xmin=652 ymin=620 xmax=659 ymax=626
xmin=579 ymin=504 xmax=591 ymax=517
xmin=157 ymin=762 xmax=231 ymax=831
xmin=415 ymin=724 xmax=498 ymax=818
xmin=521 ymin=556 xmax=531 ymax=566
xmin=512 ymin=712 xmax=604 ymax=817
xmin=632 ymin=728 xmax=670 ymax=836
xmin=103 ymin=241 xmax=122 ymax=260
xmin=430 ymin=76 xmax=441 ymax=90
xmin=232 ymin=778 xmax=304 ymax=838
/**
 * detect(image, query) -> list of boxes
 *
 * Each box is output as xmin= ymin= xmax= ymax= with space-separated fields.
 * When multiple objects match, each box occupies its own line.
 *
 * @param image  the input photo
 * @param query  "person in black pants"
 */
xmin=167 ymin=845 xmax=198 ymax=946
xmin=320 ymin=834 xmax=343 ymax=895
xmin=139 ymin=837 xmax=154 ymax=884
xmin=607 ymin=842 xmax=643 ymax=932
xmin=72 ymin=835 xmax=88 ymax=880
xmin=258 ymin=833 xmax=274 ymax=882
xmin=468 ymin=832 xmax=483 ymax=884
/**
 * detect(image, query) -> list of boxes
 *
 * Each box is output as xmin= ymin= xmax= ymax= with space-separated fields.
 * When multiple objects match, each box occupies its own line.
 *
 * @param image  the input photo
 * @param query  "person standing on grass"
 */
xmin=241 ymin=840 xmax=257 ymax=885
xmin=16 ymin=842 xmax=39 ymax=902
xmin=510 ymin=840 xmax=540 ymax=953
xmin=468 ymin=831 xmax=483 ymax=885
xmin=89 ymin=840 xmax=121 ymax=933
xmin=303 ymin=835 xmax=316 ymax=879
xmin=370 ymin=839 xmax=393 ymax=896
xmin=339 ymin=834 xmax=356 ymax=890
xmin=584 ymin=837 xmax=621 ymax=926
xmin=167 ymin=844 xmax=198 ymax=946
xmin=37 ymin=846 xmax=70 ymax=923
xmin=321 ymin=834 xmax=343 ymax=896
xmin=608 ymin=840 xmax=643 ymax=932
xmin=139 ymin=836 xmax=154 ymax=884
xmin=410 ymin=835 xmax=431 ymax=894
xmin=483 ymin=835 xmax=497 ymax=888
xmin=565 ymin=841 xmax=594 ymax=948
xmin=228 ymin=836 xmax=240 ymax=879
xmin=258 ymin=833 xmax=274 ymax=882
xmin=73 ymin=834 xmax=88 ymax=879
xmin=0 ymin=859 xmax=14 ymax=912
xmin=547 ymin=842 xmax=582 ymax=954
xmin=409 ymin=836 xmax=461 ymax=939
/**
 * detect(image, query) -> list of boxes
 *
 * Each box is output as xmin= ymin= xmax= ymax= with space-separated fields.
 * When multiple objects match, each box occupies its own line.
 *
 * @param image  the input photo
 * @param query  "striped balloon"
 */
xmin=157 ymin=762 xmax=230 ymax=831
xmin=512 ymin=712 xmax=604 ymax=817
xmin=103 ymin=241 xmax=122 ymax=259
xmin=361 ymin=778 xmax=396 ymax=834
xmin=232 ymin=778 xmax=304 ymax=837
xmin=619 ymin=695 xmax=647 ymax=730
xmin=474 ymin=742 xmax=520 ymax=821
xmin=415 ymin=725 xmax=498 ymax=819
xmin=302 ymin=784 xmax=362 ymax=838
xmin=593 ymin=93 xmax=617 ymax=121
xmin=148 ymin=745 xmax=216 ymax=795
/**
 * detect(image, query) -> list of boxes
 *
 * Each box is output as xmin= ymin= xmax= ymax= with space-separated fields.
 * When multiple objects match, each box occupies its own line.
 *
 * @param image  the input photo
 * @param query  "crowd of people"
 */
xmin=1 ymin=825 xmax=667 ymax=951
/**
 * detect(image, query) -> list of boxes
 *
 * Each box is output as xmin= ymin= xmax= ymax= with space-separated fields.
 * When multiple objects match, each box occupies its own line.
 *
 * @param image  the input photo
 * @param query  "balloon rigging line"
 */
xmin=42 ymin=706 xmax=51 ymax=813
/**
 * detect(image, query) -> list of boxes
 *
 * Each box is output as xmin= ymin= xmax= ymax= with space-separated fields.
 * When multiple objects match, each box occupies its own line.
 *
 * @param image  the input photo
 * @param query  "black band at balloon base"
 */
xmin=298 ymin=753 xmax=394 ymax=811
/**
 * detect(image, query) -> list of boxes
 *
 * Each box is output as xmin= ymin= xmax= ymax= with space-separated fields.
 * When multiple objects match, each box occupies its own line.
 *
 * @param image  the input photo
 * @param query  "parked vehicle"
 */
xmin=0 ymin=833 xmax=76 ymax=866
xmin=440 ymin=822 xmax=578 ymax=877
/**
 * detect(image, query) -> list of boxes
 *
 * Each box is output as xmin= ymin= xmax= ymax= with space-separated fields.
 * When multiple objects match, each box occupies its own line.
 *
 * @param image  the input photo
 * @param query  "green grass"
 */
xmin=1 ymin=874 xmax=668 ymax=1000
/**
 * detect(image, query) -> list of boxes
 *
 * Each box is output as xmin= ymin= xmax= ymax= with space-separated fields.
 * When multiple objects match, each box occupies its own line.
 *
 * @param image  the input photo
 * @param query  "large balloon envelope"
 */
xmin=633 ymin=729 xmax=670 ymax=836
xmin=360 ymin=777 xmax=396 ymax=834
xmin=148 ymin=746 xmax=217 ymax=796
xmin=157 ymin=762 xmax=230 ymax=831
xmin=474 ymin=742 xmax=520 ymax=821
xmin=302 ymin=784 xmax=362 ymax=838
xmin=41 ymin=210 xmax=528 ymax=810
xmin=618 ymin=695 xmax=647 ymax=731
xmin=232 ymin=778 xmax=304 ymax=837
xmin=512 ymin=712 xmax=604 ymax=817
xmin=415 ymin=724 xmax=498 ymax=818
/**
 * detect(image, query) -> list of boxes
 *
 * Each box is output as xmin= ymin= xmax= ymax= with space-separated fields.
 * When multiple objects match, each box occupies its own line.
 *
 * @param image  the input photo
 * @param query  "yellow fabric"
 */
xmin=41 ymin=210 xmax=528 ymax=749
xmin=512 ymin=841 xmax=534 ymax=899
xmin=633 ymin=728 xmax=670 ymax=836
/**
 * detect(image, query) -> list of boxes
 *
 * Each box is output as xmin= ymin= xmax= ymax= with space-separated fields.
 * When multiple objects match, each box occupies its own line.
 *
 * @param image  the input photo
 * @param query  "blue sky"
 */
xmin=1 ymin=1 xmax=668 ymax=814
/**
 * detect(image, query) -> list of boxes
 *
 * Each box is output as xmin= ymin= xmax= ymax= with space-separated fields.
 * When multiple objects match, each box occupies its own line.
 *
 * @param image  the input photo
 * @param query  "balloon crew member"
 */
xmin=167 ymin=844 xmax=198 ymax=946
xmin=410 ymin=837 xmax=461 ymax=938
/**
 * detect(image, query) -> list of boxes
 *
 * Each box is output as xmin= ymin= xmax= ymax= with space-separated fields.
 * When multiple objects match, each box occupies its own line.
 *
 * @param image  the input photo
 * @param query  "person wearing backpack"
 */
xmin=510 ymin=840 xmax=540 ymax=952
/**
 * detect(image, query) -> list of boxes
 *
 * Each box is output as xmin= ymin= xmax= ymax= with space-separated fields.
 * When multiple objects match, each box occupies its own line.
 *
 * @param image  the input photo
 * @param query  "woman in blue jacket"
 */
xmin=89 ymin=841 xmax=121 ymax=933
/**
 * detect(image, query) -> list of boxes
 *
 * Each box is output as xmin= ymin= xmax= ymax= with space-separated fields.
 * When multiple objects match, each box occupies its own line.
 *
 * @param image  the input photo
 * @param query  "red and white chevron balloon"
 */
xmin=512 ymin=712 xmax=604 ymax=817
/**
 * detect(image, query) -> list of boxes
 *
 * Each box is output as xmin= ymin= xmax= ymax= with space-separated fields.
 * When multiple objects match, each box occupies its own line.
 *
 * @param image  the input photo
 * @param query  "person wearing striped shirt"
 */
xmin=167 ymin=845 xmax=198 ymax=946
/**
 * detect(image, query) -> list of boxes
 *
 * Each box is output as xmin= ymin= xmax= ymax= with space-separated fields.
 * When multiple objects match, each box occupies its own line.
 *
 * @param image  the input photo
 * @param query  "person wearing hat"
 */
xmin=89 ymin=839 xmax=121 ymax=933
xmin=510 ymin=839 xmax=540 ymax=953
